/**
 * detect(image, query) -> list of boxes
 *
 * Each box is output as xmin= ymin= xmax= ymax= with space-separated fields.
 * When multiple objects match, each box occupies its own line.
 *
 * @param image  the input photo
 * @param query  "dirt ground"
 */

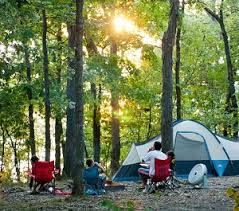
xmin=0 ymin=176 xmax=238 ymax=210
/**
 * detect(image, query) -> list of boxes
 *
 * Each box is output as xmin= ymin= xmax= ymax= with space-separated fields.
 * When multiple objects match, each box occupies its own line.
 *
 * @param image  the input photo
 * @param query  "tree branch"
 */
xmin=195 ymin=0 xmax=221 ymax=23
xmin=204 ymin=7 xmax=221 ymax=23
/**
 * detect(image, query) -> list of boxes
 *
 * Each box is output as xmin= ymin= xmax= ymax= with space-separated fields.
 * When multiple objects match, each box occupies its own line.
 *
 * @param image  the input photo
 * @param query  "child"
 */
xmin=29 ymin=155 xmax=39 ymax=190
xmin=84 ymin=159 xmax=106 ymax=193
xmin=167 ymin=150 xmax=176 ymax=170
xmin=29 ymin=155 xmax=47 ymax=194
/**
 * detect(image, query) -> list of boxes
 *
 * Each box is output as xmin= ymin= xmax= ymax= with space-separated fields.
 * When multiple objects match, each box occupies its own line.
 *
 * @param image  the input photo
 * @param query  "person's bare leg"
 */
xmin=38 ymin=183 xmax=45 ymax=192
xmin=31 ymin=183 xmax=40 ymax=194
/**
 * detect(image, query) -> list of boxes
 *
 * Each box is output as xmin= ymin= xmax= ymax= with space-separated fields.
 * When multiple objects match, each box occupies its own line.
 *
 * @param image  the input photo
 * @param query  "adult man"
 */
xmin=138 ymin=141 xmax=167 ymax=189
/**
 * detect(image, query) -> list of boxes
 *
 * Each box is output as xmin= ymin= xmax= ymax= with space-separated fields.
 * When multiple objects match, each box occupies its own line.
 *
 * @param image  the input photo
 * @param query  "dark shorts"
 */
xmin=138 ymin=167 xmax=150 ymax=176
xmin=138 ymin=168 xmax=150 ymax=184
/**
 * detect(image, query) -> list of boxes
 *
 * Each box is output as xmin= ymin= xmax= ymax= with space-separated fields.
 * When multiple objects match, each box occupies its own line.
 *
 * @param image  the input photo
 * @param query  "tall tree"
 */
xmin=55 ymin=28 xmax=63 ymax=170
xmin=72 ymin=0 xmax=85 ymax=195
xmin=24 ymin=44 xmax=36 ymax=156
xmin=175 ymin=0 xmax=184 ymax=120
xmin=161 ymin=0 xmax=179 ymax=152
xmin=85 ymin=36 xmax=102 ymax=163
xmin=203 ymin=0 xmax=238 ymax=138
xmin=91 ymin=84 xmax=101 ymax=163
xmin=64 ymin=24 xmax=76 ymax=177
xmin=110 ymin=39 xmax=121 ymax=176
xmin=42 ymin=8 xmax=51 ymax=161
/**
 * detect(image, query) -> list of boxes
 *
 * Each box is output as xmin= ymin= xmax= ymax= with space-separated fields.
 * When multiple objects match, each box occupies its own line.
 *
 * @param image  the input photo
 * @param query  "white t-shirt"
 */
xmin=142 ymin=150 xmax=167 ymax=176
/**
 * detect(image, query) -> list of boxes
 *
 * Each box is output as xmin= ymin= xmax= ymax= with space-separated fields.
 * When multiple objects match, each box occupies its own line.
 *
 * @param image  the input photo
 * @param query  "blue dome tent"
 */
xmin=113 ymin=120 xmax=239 ymax=182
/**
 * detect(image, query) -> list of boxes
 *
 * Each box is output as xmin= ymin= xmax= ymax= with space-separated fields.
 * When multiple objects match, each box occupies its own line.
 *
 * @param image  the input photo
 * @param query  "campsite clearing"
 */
xmin=0 ymin=176 xmax=238 ymax=210
xmin=114 ymin=120 xmax=239 ymax=181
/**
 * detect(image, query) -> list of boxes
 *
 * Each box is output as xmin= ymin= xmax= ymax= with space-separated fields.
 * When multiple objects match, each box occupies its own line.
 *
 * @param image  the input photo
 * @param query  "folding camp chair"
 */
xmin=83 ymin=166 xmax=105 ymax=195
xmin=28 ymin=161 xmax=59 ymax=194
xmin=145 ymin=158 xmax=174 ymax=193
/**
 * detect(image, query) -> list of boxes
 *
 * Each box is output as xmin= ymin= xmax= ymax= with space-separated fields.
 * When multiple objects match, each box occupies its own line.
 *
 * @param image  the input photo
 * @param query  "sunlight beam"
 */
xmin=113 ymin=15 xmax=136 ymax=33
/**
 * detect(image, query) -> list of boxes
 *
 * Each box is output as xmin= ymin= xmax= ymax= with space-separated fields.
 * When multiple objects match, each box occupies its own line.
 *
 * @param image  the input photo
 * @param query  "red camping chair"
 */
xmin=152 ymin=158 xmax=171 ymax=182
xmin=28 ymin=161 xmax=59 ymax=194
xmin=145 ymin=158 xmax=173 ymax=193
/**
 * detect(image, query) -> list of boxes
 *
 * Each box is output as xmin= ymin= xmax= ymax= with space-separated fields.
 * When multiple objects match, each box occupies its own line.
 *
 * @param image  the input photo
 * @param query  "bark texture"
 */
xmin=63 ymin=25 xmax=76 ymax=177
xmin=55 ymin=28 xmax=63 ymax=171
xmin=175 ymin=0 xmax=184 ymax=120
xmin=85 ymin=36 xmax=101 ymax=163
xmin=24 ymin=45 xmax=36 ymax=156
xmin=42 ymin=9 xmax=51 ymax=161
xmin=161 ymin=0 xmax=179 ymax=153
xmin=110 ymin=40 xmax=120 ymax=176
xmin=72 ymin=0 xmax=85 ymax=195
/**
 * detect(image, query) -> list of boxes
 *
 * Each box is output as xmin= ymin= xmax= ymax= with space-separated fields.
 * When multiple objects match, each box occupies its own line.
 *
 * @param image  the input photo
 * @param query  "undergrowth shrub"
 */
xmin=227 ymin=187 xmax=239 ymax=211
xmin=0 ymin=171 xmax=11 ymax=183
xmin=101 ymin=199 xmax=135 ymax=211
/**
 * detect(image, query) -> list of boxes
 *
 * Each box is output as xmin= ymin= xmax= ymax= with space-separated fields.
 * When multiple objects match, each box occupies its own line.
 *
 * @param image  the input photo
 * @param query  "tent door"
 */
xmin=174 ymin=132 xmax=214 ymax=175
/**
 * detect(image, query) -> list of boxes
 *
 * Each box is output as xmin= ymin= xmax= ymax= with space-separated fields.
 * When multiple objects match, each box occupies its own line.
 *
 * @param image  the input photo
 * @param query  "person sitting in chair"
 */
xmin=84 ymin=159 xmax=106 ymax=193
xmin=29 ymin=155 xmax=39 ymax=191
xmin=138 ymin=141 xmax=167 ymax=190
xmin=167 ymin=150 xmax=176 ymax=170
xmin=29 ymin=155 xmax=49 ymax=194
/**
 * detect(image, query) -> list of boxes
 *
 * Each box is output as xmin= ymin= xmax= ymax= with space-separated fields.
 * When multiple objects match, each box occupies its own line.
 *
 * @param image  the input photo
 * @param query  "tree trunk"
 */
xmin=12 ymin=142 xmax=20 ymax=182
xmin=161 ymin=0 xmax=179 ymax=153
xmin=55 ymin=119 xmax=62 ymax=170
xmin=72 ymin=0 xmax=85 ymax=195
xmin=220 ymin=18 xmax=238 ymax=138
xmin=63 ymin=24 xmax=76 ymax=177
xmin=1 ymin=127 xmax=5 ymax=172
xmin=146 ymin=107 xmax=152 ymax=140
xmin=204 ymin=1 xmax=238 ymax=138
xmin=91 ymin=83 xmax=101 ymax=162
xmin=110 ymin=94 xmax=120 ymax=175
xmin=24 ymin=44 xmax=36 ymax=156
xmin=55 ymin=28 xmax=63 ymax=171
xmin=85 ymin=36 xmax=101 ymax=163
xmin=6 ymin=130 xmax=20 ymax=181
xmin=110 ymin=40 xmax=120 ymax=176
xmin=42 ymin=9 xmax=51 ymax=161
xmin=175 ymin=0 xmax=184 ymax=120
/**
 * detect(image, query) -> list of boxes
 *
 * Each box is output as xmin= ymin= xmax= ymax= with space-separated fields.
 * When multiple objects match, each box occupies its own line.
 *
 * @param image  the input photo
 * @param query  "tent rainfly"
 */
xmin=113 ymin=119 xmax=239 ymax=182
